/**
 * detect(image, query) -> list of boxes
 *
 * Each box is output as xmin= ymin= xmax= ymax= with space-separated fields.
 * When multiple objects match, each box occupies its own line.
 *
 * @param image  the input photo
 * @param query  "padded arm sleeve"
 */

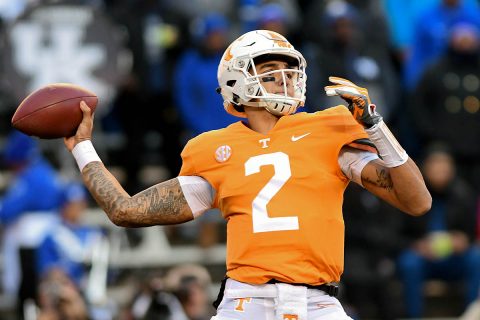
xmin=177 ymin=176 xmax=215 ymax=218
xmin=339 ymin=147 xmax=379 ymax=187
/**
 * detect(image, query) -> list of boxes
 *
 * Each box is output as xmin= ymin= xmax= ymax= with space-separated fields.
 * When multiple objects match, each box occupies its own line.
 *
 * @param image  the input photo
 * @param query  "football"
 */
xmin=11 ymin=83 xmax=98 ymax=139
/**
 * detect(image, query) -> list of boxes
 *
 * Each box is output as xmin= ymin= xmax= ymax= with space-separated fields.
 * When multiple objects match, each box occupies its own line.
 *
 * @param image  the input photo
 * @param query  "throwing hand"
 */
xmin=324 ymin=76 xmax=382 ymax=128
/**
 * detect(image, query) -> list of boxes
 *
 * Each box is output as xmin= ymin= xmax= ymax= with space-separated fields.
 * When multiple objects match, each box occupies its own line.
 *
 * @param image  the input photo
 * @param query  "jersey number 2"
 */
xmin=245 ymin=152 xmax=299 ymax=233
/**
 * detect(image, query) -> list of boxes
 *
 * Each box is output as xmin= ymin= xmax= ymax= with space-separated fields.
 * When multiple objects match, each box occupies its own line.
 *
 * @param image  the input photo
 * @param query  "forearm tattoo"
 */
xmin=365 ymin=167 xmax=394 ymax=191
xmin=82 ymin=162 xmax=193 ymax=227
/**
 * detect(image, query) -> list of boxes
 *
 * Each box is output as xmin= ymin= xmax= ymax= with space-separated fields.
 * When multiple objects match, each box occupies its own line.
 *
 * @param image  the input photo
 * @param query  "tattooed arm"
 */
xmin=361 ymin=158 xmax=431 ymax=216
xmin=82 ymin=162 xmax=193 ymax=227
xmin=64 ymin=101 xmax=194 ymax=227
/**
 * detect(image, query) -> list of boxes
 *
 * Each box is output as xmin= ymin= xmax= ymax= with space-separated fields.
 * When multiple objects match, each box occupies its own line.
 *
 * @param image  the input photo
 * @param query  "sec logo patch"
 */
xmin=215 ymin=145 xmax=232 ymax=162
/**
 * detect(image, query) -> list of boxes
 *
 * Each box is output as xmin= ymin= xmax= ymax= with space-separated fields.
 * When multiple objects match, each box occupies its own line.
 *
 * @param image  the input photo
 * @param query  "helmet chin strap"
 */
xmin=242 ymin=97 xmax=298 ymax=116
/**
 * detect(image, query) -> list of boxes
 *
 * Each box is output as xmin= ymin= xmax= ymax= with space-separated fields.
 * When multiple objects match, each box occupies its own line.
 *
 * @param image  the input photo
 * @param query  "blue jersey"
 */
xmin=0 ymin=158 xmax=64 ymax=225
xmin=37 ymin=223 xmax=104 ymax=287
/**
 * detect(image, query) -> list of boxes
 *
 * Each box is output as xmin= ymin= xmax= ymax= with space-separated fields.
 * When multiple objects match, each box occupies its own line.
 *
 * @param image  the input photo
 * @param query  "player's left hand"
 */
xmin=324 ymin=76 xmax=382 ymax=128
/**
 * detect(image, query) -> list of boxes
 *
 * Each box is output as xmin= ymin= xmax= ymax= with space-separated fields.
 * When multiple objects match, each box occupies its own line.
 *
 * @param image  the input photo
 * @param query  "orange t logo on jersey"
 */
xmin=283 ymin=314 xmax=298 ymax=320
xmin=234 ymin=297 xmax=252 ymax=312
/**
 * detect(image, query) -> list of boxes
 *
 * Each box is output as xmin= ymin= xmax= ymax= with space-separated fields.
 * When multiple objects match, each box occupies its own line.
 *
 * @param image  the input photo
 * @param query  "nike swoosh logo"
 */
xmin=291 ymin=133 xmax=311 ymax=141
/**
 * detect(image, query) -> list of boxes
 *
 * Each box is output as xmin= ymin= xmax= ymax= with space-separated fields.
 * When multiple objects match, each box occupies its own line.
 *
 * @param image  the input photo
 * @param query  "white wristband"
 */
xmin=365 ymin=120 xmax=408 ymax=167
xmin=72 ymin=140 xmax=102 ymax=172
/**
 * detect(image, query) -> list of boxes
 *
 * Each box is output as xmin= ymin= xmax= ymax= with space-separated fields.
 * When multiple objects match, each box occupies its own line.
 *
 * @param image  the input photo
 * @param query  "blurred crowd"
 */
xmin=1 ymin=0 xmax=480 ymax=319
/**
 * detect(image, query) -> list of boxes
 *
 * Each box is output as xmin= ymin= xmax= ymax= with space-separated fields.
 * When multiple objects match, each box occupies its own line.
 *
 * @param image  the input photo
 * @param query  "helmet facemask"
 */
xmin=242 ymin=54 xmax=307 ymax=116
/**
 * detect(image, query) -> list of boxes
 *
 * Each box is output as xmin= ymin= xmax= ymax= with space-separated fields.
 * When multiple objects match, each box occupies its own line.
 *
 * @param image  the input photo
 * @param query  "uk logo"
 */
xmin=3 ymin=4 xmax=130 ymax=113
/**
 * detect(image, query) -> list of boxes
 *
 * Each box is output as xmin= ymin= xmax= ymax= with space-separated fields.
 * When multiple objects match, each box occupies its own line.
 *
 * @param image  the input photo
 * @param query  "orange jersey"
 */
xmin=179 ymin=106 xmax=368 ymax=285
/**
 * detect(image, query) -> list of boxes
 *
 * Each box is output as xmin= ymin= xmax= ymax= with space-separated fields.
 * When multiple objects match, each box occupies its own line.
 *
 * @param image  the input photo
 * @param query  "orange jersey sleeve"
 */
xmin=179 ymin=106 xmax=369 ymax=285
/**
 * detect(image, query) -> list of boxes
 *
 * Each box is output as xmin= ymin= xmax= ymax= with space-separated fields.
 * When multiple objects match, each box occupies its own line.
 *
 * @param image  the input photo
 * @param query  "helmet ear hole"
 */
xmin=233 ymin=104 xmax=244 ymax=113
xmin=226 ymin=80 xmax=236 ymax=87
xmin=232 ymin=93 xmax=240 ymax=104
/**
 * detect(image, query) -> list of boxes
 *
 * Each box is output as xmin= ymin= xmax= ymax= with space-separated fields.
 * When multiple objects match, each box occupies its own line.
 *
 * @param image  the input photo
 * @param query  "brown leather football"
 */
xmin=11 ymin=83 xmax=98 ymax=139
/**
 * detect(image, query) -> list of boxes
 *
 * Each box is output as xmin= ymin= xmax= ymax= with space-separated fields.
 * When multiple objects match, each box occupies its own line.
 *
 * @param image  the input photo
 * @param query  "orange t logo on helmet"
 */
xmin=224 ymin=46 xmax=233 ymax=61
xmin=267 ymin=31 xmax=292 ymax=48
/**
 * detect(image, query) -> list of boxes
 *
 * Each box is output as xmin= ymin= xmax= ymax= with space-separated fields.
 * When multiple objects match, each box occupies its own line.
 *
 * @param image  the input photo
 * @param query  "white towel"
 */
xmin=275 ymin=283 xmax=307 ymax=320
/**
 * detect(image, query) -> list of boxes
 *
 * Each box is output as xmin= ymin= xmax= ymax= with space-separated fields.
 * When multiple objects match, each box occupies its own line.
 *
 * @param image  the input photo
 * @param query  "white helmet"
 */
xmin=217 ymin=30 xmax=307 ymax=118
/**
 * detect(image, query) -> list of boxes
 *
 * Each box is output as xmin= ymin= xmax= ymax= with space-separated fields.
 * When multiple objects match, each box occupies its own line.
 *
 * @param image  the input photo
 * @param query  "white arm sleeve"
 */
xmin=339 ymin=147 xmax=379 ymax=187
xmin=177 ymin=176 xmax=215 ymax=218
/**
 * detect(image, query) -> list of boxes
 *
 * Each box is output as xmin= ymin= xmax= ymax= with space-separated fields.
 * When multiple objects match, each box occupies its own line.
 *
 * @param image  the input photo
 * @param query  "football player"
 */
xmin=65 ymin=30 xmax=431 ymax=320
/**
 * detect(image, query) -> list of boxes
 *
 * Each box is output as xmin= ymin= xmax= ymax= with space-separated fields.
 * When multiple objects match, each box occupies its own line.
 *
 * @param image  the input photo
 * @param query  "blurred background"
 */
xmin=0 ymin=0 xmax=480 ymax=319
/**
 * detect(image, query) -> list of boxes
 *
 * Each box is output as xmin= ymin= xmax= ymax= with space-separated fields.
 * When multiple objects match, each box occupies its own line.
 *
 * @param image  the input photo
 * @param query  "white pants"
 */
xmin=212 ymin=279 xmax=353 ymax=320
